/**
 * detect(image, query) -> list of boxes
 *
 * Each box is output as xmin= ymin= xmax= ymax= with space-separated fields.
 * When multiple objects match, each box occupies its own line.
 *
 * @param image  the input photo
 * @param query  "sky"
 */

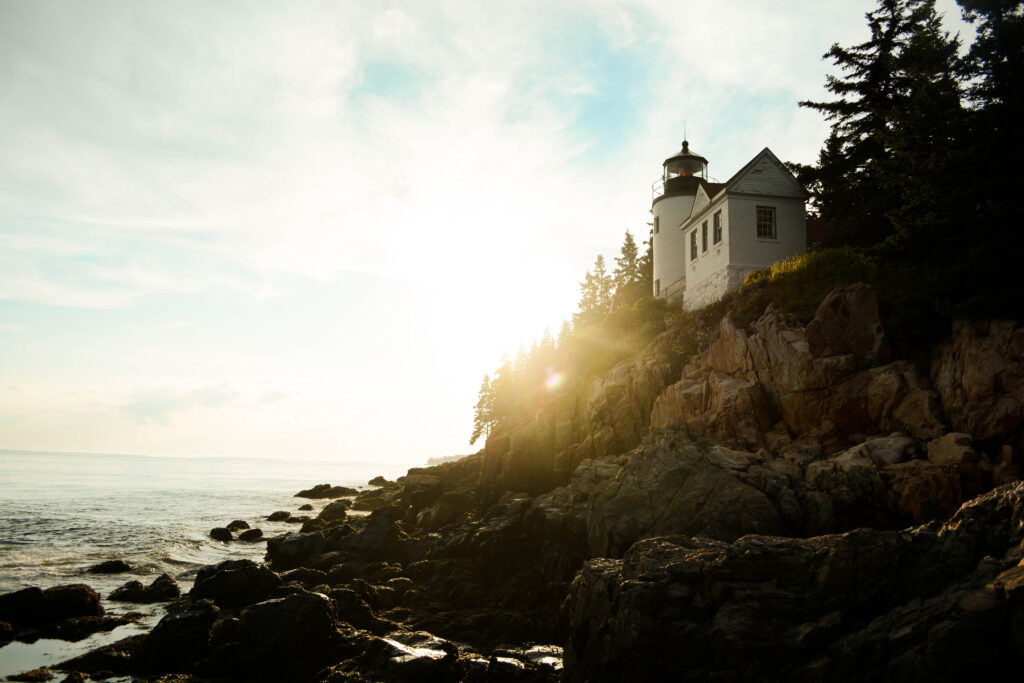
xmin=0 ymin=0 xmax=973 ymax=466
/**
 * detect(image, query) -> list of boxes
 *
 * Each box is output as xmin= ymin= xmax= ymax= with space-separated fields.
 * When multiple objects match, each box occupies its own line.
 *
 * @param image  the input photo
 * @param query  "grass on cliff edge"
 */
xmin=695 ymin=246 xmax=1017 ymax=364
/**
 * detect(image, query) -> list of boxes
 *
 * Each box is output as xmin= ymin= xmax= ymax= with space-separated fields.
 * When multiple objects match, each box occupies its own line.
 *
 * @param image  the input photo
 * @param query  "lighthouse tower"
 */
xmin=651 ymin=140 xmax=708 ymax=300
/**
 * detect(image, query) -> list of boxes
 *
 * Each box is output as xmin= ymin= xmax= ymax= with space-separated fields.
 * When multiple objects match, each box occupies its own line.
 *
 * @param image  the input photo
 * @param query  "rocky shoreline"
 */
xmin=2 ymin=284 xmax=1023 ymax=681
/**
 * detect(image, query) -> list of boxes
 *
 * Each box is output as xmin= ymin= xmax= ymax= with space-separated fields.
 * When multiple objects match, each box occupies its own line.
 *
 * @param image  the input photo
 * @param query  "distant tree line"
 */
xmin=470 ymin=231 xmax=661 ymax=445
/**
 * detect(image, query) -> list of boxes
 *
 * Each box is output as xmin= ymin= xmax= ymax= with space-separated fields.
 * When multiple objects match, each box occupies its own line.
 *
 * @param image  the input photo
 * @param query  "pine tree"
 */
xmin=592 ymin=254 xmax=613 ymax=312
xmin=637 ymin=228 xmax=654 ymax=293
xmin=955 ymin=0 xmax=1024 ymax=235
xmin=557 ymin=319 xmax=573 ymax=348
xmin=799 ymin=0 xmax=936 ymax=246
xmin=573 ymin=254 xmax=613 ymax=327
xmin=882 ymin=3 xmax=966 ymax=255
xmin=952 ymin=0 xmax=1024 ymax=315
xmin=469 ymin=374 xmax=495 ymax=446
xmin=612 ymin=231 xmax=645 ymax=307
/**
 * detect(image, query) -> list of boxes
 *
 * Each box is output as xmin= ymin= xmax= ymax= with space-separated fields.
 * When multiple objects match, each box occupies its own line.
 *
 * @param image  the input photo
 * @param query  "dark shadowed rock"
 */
xmin=563 ymin=482 xmax=1024 ymax=682
xmin=134 ymin=598 xmax=219 ymax=672
xmin=369 ymin=476 xmax=391 ymax=486
xmin=58 ymin=635 xmax=145 ymax=678
xmin=0 ymin=584 xmax=103 ymax=629
xmin=86 ymin=559 xmax=132 ymax=574
xmin=932 ymin=320 xmax=1024 ymax=442
xmin=365 ymin=631 xmax=459 ymax=682
xmin=296 ymin=483 xmax=359 ymax=499
xmin=109 ymin=573 xmax=180 ymax=603
xmin=209 ymin=527 xmax=232 ymax=542
xmin=226 ymin=520 xmax=250 ymax=531
xmin=299 ymin=503 xmax=314 ymax=511
xmin=317 ymin=499 xmax=349 ymax=522
xmin=189 ymin=559 xmax=282 ymax=609
xmin=328 ymin=588 xmax=394 ymax=634
xmin=5 ymin=666 xmax=54 ymax=681
xmin=35 ymin=614 xmax=134 ymax=642
xmin=238 ymin=528 xmax=264 ymax=542
xmin=239 ymin=592 xmax=337 ymax=652
xmin=267 ymin=510 xmax=291 ymax=521
xmin=279 ymin=567 xmax=328 ymax=588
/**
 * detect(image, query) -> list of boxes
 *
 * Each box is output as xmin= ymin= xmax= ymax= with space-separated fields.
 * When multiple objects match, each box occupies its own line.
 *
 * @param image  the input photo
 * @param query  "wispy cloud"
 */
xmin=121 ymin=383 xmax=239 ymax=426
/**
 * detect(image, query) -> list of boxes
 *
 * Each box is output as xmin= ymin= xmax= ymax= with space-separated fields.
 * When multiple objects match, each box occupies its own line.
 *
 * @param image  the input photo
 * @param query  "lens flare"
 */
xmin=544 ymin=367 xmax=564 ymax=391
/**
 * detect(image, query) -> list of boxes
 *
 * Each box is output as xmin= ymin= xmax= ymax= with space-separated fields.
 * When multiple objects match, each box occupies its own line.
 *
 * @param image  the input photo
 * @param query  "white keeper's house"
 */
xmin=651 ymin=141 xmax=808 ymax=310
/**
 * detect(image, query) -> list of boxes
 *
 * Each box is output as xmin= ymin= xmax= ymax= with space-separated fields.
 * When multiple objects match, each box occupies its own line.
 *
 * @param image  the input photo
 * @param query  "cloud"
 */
xmin=121 ymin=383 xmax=238 ymax=426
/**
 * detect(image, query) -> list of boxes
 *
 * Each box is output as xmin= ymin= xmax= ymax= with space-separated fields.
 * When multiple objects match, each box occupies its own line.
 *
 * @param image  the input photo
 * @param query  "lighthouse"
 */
xmin=651 ymin=140 xmax=708 ymax=300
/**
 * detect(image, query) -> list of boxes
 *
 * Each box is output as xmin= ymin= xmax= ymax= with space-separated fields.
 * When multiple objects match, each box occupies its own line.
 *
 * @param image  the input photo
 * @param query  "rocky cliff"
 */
xmin=40 ymin=283 xmax=1024 ymax=681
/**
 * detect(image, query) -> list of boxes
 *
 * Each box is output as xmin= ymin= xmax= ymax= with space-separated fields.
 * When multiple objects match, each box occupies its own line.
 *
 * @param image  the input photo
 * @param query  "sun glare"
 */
xmin=544 ymin=367 xmax=564 ymax=391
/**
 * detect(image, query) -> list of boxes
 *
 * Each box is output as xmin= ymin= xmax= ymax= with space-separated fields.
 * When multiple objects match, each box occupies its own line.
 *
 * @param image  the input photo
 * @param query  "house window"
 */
xmin=654 ymin=279 xmax=661 ymax=296
xmin=654 ymin=216 xmax=659 ymax=234
xmin=701 ymin=221 xmax=708 ymax=252
xmin=690 ymin=230 xmax=697 ymax=260
xmin=713 ymin=211 xmax=722 ymax=244
xmin=756 ymin=206 xmax=776 ymax=239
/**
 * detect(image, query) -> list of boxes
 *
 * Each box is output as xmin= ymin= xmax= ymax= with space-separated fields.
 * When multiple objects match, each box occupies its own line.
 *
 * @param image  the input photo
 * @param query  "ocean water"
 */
xmin=0 ymin=450 xmax=413 ymax=678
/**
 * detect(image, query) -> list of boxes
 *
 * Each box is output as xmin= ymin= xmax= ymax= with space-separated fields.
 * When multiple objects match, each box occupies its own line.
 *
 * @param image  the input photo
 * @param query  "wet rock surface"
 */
xmin=85 ymin=559 xmax=132 ymax=574
xmin=109 ymin=573 xmax=181 ymax=603
xmin=296 ymin=483 xmax=360 ymax=499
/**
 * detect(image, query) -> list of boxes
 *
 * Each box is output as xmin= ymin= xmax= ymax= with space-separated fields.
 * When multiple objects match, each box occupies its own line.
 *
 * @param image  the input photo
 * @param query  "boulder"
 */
xmin=365 ymin=631 xmax=459 ymax=682
xmin=279 ymin=567 xmax=328 ymax=588
xmin=58 ymin=635 xmax=145 ymax=678
xmin=239 ymin=592 xmax=337 ymax=652
xmin=226 ymin=520 xmax=250 ymax=531
xmin=0 ymin=584 xmax=103 ymax=628
xmin=109 ymin=573 xmax=180 ymax=603
xmin=5 ymin=667 xmax=54 ymax=681
xmin=295 ymin=483 xmax=359 ymax=499
xmin=86 ymin=559 xmax=132 ymax=574
xmin=316 ymin=500 xmax=349 ymax=522
xmin=298 ymin=503 xmax=314 ymax=511
xmin=804 ymin=282 xmax=890 ymax=361
xmin=932 ymin=320 xmax=1024 ymax=442
xmin=189 ymin=560 xmax=282 ymax=609
xmin=368 ymin=476 xmax=392 ymax=486
xmin=238 ymin=528 xmax=264 ymax=542
xmin=209 ymin=527 xmax=232 ymax=542
xmin=35 ymin=614 xmax=134 ymax=642
xmin=401 ymin=473 xmax=444 ymax=509
xmin=134 ymin=598 xmax=219 ymax=672
xmin=267 ymin=510 xmax=291 ymax=521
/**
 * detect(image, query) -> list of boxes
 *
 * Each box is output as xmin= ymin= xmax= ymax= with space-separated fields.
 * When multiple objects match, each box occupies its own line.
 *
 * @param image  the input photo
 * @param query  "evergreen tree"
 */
xmin=882 ymin=3 xmax=966 ymax=254
xmin=593 ymin=254 xmax=613 ymax=312
xmin=612 ymin=231 xmax=645 ymax=307
xmin=954 ymin=0 xmax=1024 ymax=260
xmin=952 ymin=0 xmax=1024 ymax=317
xmin=574 ymin=254 xmax=613 ymax=327
xmin=490 ymin=356 xmax=515 ymax=420
xmin=799 ymin=0 xmax=939 ymax=246
xmin=556 ymin=319 xmax=573 ymax=348
xmin=637 ymin=228 xmax=654 ymax=293
xmin=469 ymin=374 xmax=495 ymax=446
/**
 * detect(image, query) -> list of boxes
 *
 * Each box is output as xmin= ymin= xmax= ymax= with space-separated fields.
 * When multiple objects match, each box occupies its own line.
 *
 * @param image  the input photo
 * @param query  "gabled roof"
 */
xmin=680 ymin=147 xmax=806 ymax=231
xmin=724 ymin=147 xmax=807 ymax=198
